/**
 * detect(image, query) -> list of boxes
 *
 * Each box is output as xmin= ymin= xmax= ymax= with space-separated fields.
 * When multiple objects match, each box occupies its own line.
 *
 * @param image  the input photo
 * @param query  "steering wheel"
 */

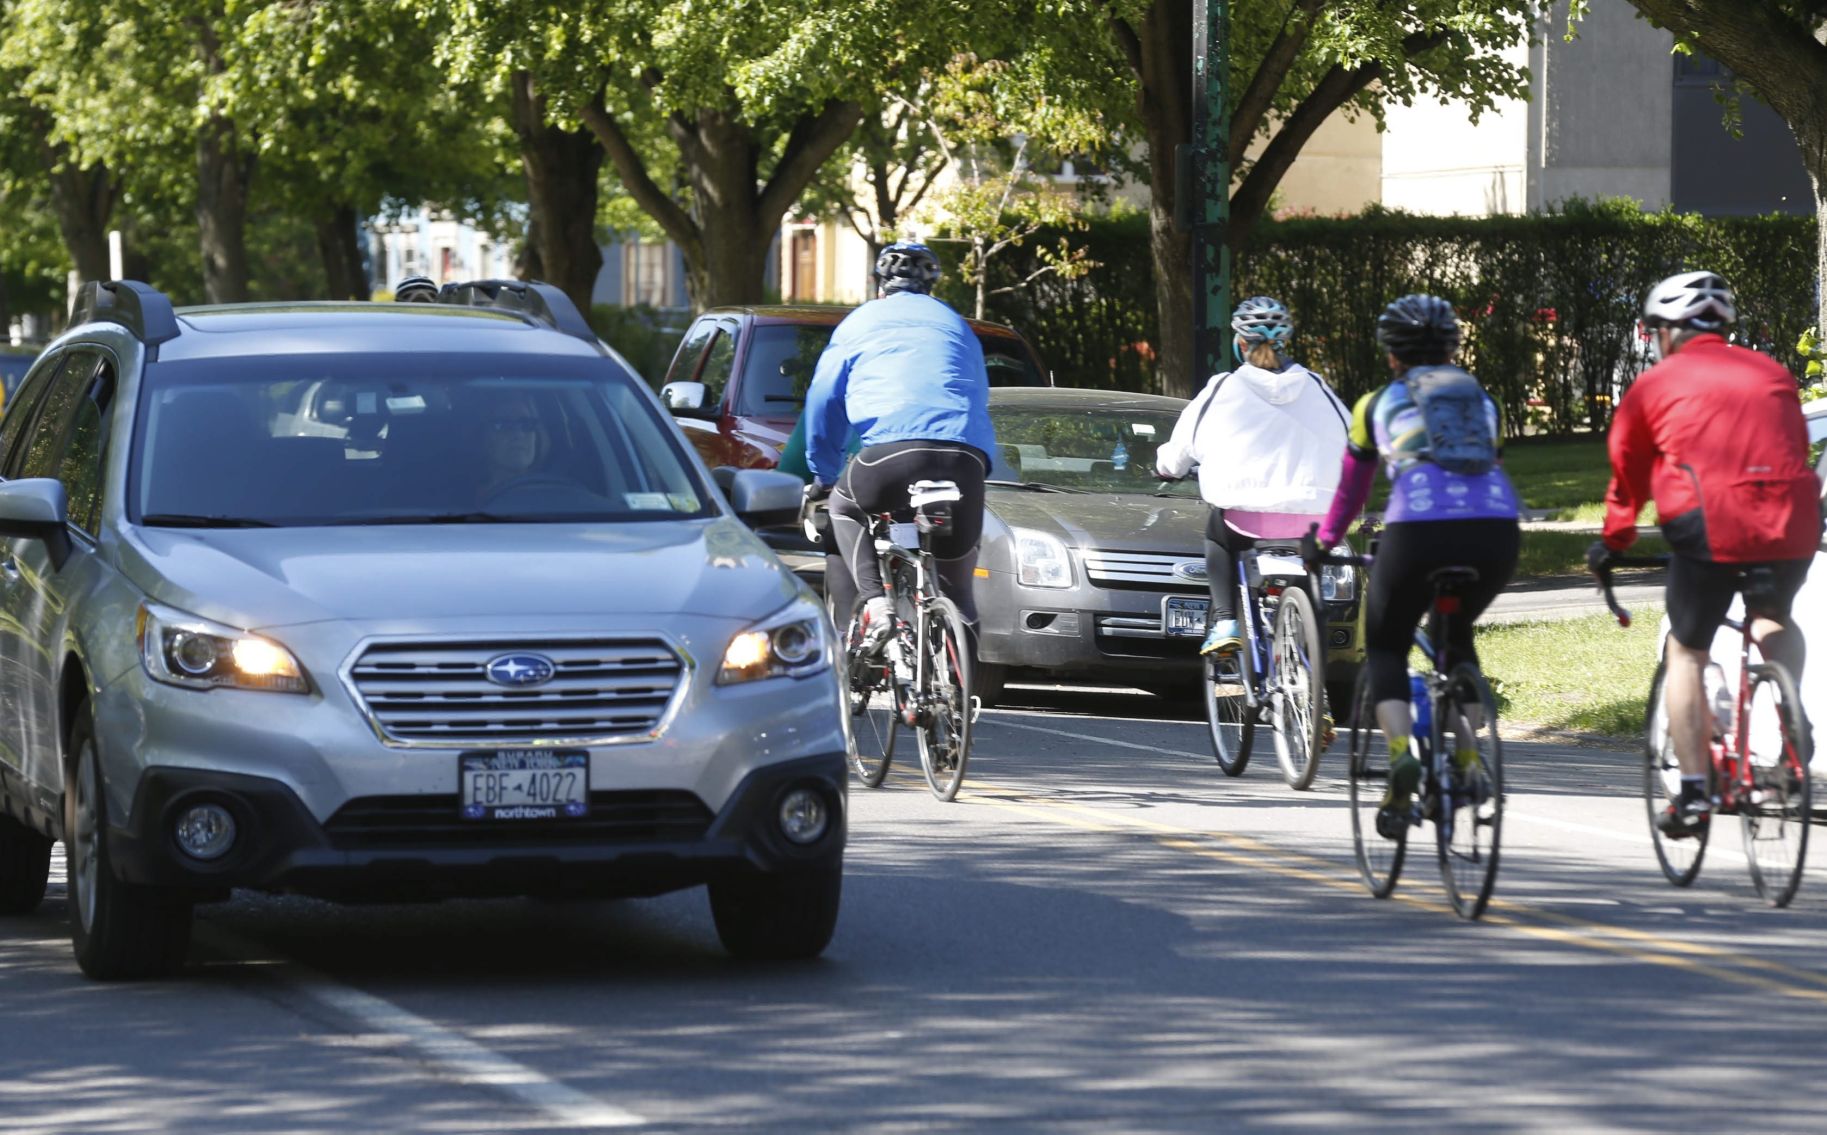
xmin=480 ymin=473 xmax=584 ymax=507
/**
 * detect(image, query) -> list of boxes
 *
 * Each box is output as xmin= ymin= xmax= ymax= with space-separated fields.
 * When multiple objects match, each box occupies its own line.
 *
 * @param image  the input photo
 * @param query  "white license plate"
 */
xmin=1164 ymin=596 xmax=1209 ymax=637
xmin=459 ymin=750 xmax=589 ymax=820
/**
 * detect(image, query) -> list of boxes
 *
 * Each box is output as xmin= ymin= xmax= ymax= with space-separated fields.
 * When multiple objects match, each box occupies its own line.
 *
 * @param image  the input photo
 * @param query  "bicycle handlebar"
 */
xmin=1300 ymin=522 xmax=1375 ymax=572
xmin=1591 ymin=550 xmax=1668 ymax=629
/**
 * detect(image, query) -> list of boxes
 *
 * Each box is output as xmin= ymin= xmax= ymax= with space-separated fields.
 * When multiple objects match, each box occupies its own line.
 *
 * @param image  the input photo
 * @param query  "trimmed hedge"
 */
xmin=956 ymin=200 xmax=1815 ymax=434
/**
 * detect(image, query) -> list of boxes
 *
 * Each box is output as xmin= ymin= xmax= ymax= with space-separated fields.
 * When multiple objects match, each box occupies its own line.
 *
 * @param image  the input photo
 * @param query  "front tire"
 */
xmin=709 ymin=864 xmax=842 ymax=961
xmin=843 ymin=598 xmax=898 ymax=788
xmin=65 ymin=703 xmax=193 ymax=980
xmin=1270 ymin=586 xmax=1327 ymax=790
xmin=1644 ymin=661 xmax=1708 ymax=887
xmin=1347 ymin=669 xmax=1405 ymax=897
xmin=1203 ymin=650 xmax=1255 ymax=776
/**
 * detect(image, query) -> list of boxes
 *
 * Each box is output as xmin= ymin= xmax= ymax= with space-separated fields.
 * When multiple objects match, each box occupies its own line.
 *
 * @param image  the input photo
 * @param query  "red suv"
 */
xmin=659 ymin=305 xmax=1048 ymax=470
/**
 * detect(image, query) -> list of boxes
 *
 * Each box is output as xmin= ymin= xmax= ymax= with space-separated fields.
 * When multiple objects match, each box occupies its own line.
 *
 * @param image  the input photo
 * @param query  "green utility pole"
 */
xmin=1191 ymin=0 xmax=1231 ymax=385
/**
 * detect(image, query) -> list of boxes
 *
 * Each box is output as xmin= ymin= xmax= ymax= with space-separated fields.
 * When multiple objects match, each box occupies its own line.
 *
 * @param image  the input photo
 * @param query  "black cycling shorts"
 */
xmin=1665 ymin=554 xmax=1811 ymax=650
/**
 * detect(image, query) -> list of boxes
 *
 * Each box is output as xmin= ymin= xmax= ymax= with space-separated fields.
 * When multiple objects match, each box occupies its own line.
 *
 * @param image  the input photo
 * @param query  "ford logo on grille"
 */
xmin=485 ymin=653 xmax=556 ymax=688
xmin=1172 ymin=561 xmax=1209 ymax=583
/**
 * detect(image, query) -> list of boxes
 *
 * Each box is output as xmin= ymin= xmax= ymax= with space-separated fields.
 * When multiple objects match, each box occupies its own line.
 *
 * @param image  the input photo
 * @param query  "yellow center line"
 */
xmin=932 ymin=775 xmax=1827 ymax=1004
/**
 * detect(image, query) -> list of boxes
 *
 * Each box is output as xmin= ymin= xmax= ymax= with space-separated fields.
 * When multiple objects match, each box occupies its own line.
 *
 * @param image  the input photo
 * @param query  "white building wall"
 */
xmin=1530 ymin=0 xmax=1674 ymax=210
xmin=1380 ymin=38 xmax=1533 ymax=215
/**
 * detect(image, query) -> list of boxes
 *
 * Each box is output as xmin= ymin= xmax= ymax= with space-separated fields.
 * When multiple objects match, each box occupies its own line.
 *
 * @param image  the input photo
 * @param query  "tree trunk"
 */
xmin=41 ymin=144 xmax=114 ymax=286
xmin=196 ymin=116 xmax=254 ymax=303
xmin=511 ymin=73 xmax=604 ymax=318
xmin=683 ymin=109 xmax=775 ymax=309
xmin=314 ymin=205 xmax=370 ymax=301
xmin=1131 ymin=0 xmax=1196 ymax=398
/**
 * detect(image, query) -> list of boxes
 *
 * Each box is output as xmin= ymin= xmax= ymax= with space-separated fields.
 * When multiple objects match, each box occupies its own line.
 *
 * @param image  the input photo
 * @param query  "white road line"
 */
xmin=989 ymin=715 xmax=1209 ymax=760
xmin=296 ymin=974 xmax=646 ymax=1128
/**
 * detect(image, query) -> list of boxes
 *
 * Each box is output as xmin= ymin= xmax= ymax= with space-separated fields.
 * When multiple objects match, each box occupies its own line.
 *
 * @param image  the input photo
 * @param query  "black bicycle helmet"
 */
xmin=394 ymin=275 xmax=440 ymax=304
xmin=874 ymin=241 xmax=941 ymax=295
xmin=1376 ymin=293 xmax=1461 ymax=364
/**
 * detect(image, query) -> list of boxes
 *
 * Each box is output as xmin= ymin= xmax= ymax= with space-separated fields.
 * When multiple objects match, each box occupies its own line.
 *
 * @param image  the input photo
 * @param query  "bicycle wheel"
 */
xmin=1435 ymin=664 xmax=1503 ymax=920
xmin=1346 ymin=668 xmax=1405 ymax=897
xmin=916 ymin=596 xmax=973 ymax=802
xmin=1741 ymin=661 xmax=1811 ymax=908
xmin=1270 ymin=586 xmax=1327 ymax=790
xmin=1203 ymin=646 xmax=1255 ymax=776
xmin=1643 ymin=661 xmax=1707 ymax=887
xmin=842 ymin=598 xmax=897 ymax=788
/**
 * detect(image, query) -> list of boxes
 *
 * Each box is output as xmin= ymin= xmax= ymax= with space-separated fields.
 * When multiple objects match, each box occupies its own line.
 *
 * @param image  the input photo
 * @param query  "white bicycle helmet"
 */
xmin=394 ymin=275 xmax=440 ymax=304
xmin=1231 ymin=295 xmax=1294 ymax=343
xmin=1642 ymin=270 xmax=1736 ymax=331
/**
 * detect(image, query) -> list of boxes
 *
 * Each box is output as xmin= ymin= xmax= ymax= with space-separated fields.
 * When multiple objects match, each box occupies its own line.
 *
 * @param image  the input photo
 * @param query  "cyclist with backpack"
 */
xmin=1154 ymin=296 xmax=1350 ymax=657
xmin=1312 ymin=294 xmax=1521 ymax=832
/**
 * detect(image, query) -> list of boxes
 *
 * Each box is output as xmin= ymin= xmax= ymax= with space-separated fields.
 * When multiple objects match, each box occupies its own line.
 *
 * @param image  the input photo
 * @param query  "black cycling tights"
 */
xmin=830 ymin=440 xmax=988 ymax=624
xmin=1364 ymin=519 xmax=1519 ymax=705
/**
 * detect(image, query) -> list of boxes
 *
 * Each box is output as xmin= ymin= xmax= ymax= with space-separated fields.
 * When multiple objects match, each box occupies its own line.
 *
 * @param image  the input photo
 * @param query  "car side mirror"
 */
xmin=0 ymin=479 xmax=72 ymax=570
xmin=660 ymin=381 xmax=713 ymax=417
xmin=726 ymin=469 xmax=802 ymax=529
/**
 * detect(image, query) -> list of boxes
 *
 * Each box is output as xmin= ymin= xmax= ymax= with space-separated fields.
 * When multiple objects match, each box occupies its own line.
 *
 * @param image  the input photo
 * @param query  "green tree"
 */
xmin=1590 ymin=1 xmax=1827 ymax=336
xmin=1087 ymin=0 xmax=1537 ymax=396
xmin=435 ymin=0 xmax=1019 ymax=311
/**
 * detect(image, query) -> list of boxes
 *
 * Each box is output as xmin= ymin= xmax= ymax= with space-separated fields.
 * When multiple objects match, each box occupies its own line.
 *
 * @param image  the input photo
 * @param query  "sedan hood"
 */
xmin=985 ymin=489 xmax=1208 ymax=552
xmin=117 ymin=518 xmax=801 ymax=631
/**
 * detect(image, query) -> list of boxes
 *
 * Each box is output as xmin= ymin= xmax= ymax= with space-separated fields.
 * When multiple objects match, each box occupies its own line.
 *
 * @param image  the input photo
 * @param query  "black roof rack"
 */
xmin=436 ymin=279 xmax=600 ymax=350
xmin=69 ymin=280 xmax=180 ymax=349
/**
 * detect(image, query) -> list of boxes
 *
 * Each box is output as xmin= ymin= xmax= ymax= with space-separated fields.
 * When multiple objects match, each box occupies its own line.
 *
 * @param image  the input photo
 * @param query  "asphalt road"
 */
xmin=4 ymin=687 xmax=1826 ymax=1133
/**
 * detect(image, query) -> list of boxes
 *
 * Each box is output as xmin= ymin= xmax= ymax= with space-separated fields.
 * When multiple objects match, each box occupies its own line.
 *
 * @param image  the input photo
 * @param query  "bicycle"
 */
xmin=1307 ymin=532 xmax=1505 ymax=920
xmin=820 ymin=480 xmax=975 ymax=802
xmin=1595 ymin=553 xmax=1812 ymax=907
xmin=1201 ymin=542 xmax=1329 ymax=789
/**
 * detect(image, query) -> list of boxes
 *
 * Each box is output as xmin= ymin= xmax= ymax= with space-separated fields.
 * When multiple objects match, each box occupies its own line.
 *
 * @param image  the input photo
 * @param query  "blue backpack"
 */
xmin=1405 ymin=366 xmax=1498 ymax=476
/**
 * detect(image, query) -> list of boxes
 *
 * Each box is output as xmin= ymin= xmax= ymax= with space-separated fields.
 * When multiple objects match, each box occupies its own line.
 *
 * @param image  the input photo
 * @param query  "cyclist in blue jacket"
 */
xmin=805 ymin=241 xmax=997 ymax=643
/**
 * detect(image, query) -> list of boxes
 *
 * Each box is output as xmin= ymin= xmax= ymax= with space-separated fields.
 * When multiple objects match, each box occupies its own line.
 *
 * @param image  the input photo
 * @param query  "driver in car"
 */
xmin=477 ymin=394 xmax=548 ymax=501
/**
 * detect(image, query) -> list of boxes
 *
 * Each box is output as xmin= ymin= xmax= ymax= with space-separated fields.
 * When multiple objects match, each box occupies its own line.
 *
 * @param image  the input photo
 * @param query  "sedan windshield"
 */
xmin=133 ymin=354 xmax=712 ymax=526
xmin=988 ymin=405 xmax=1200 ymax=498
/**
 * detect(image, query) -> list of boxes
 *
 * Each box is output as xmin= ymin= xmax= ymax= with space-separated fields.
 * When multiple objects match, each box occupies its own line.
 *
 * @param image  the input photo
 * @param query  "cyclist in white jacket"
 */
xmin=1155 ymin=296 xmax=1350 ymax=655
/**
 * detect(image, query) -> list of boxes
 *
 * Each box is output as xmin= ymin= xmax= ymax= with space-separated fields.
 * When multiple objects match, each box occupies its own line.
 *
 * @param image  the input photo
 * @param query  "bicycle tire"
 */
xmin=1347 ymin=667 xmax=1405 ymax=897
xmin=1203 ymin=645 xmax=1255 ymax=776
xmin=842 ymin=597 xmax=898 ymax=788
xmin=1270 ymin=585 xmax=1327 ymax=790
xmin=1643 ymin=661 xmax=1708 ymax=887
xmin=1741 ymin=661 xmax=1811 ymax=908
xmin=1434 ymin=663 xmax=1503 ymax=920
xmin=916 ymin=596 xmax=973 ymax=802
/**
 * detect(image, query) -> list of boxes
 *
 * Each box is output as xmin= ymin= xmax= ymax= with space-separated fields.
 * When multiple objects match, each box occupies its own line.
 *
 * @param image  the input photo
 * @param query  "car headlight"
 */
xmin=136 ymin=603 xmax=309 ymax=693
xmin=1319 ymin=564 xmax=1357 ymax=602
xmin=719 ymin=599 xmax=831 ymax=685
xmin=1013 ymin=527 xmax=1073 ymax=588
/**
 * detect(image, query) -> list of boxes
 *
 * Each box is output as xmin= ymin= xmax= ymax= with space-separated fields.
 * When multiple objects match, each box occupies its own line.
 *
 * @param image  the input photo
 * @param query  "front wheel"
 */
xmin=842 ymin=598 xmax=898 ymax=788
xmin=709 ymin=864 xmax=842 ymax=960
xmin=1203 ymin=650 xmax=1255 ymax=776
xmin=1741 ymin=662 xmax=1811 ymax=908
xmin=1644 ymin=661 xmax=1708 ymax=887
xmin=916 ymin=598 xmax=973 ymax=802
xmin=1347 ymin=668 xmax=1405 ymax=897
xmin=65 ymin=703 xmax=193 ymax=980
xmin=1270 ymin=586 xmax=1327 ymax=790
xmin=1435 ymin=664 xmax=1503 ymax=920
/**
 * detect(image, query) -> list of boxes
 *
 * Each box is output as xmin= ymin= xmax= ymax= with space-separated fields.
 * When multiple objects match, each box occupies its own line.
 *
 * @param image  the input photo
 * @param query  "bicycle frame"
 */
xmin=874 ymin=532 xmax=935 ymax=719
xmin=1233 ymin=546 xmax=1304 ymax=710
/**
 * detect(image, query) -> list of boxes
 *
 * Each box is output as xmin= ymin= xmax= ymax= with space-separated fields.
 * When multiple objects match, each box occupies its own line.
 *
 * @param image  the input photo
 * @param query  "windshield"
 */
xmin=737 ymin=323 xmax=1044 ymax=415
xmin=988 ymin=404 xmax=1199 ymax=498
xmin=132 ymin=354 xmax=712 ymax=527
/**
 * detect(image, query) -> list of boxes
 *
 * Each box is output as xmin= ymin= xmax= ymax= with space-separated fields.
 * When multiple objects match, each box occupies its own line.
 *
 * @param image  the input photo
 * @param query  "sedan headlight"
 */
xmin=1319 ymin=564 xmax=1357 ymax=603
xmin=137 ymin=603 xmax=309 ymax=693
xmin=719 ymin=599 xmax=831 ymax=685
xmin=1013 ymin=527 xmax=1073 ymax=588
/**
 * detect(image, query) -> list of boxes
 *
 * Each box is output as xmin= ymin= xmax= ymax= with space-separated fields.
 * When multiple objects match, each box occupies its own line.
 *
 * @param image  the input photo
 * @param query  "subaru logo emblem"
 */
xmin=1172 ymin=561 xmax=1208 ymax=583
xmin=485 ymin=653 xmax=556 ymax=688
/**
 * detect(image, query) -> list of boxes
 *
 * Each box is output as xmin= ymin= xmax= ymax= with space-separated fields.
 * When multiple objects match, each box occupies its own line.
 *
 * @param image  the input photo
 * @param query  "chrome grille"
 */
xmin=1084 ymin=550 xmax=1205 ymax=590
xmin=346 ymin=637 xmax=686 ymax=746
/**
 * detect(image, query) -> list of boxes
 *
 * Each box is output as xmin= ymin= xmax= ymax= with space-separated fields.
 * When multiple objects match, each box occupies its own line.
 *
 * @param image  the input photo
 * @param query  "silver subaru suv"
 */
xmin=0 ymin=280 xmax=847 ymax=978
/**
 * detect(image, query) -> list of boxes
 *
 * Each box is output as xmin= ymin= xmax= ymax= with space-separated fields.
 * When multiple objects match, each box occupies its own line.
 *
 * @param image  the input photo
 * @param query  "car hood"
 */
xmin=117 ymin=518 xmax=802 ymax=631
xmin=985 ymin=489 xmax=1207 ymax=552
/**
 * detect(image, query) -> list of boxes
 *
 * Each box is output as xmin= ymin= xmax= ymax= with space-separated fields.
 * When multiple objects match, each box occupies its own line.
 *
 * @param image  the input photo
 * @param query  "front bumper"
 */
xmin=107 ymin=751 xmax=846 ymax=902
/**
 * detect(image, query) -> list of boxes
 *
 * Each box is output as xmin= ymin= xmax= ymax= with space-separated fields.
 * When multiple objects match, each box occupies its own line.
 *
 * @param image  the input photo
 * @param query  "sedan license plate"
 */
xmin=1164 ymin=595 xmax=1209 ymax=638
xmin=459 ymin=750 xmax=589 ymax=820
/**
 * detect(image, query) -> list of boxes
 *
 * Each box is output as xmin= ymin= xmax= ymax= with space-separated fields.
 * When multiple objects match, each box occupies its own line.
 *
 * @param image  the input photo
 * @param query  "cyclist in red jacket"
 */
xmin=1593 ymin=270 xmax=1821 ymax=838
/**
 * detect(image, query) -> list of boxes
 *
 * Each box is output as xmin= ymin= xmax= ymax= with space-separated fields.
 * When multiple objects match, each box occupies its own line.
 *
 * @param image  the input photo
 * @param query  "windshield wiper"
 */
xmin=985 ymin=479 xmax=1088 ymax=494
xmin=338 ymin=512 xmax=519 ymax=525
xmin=140 ymin=514 xmax=277 ymax=528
